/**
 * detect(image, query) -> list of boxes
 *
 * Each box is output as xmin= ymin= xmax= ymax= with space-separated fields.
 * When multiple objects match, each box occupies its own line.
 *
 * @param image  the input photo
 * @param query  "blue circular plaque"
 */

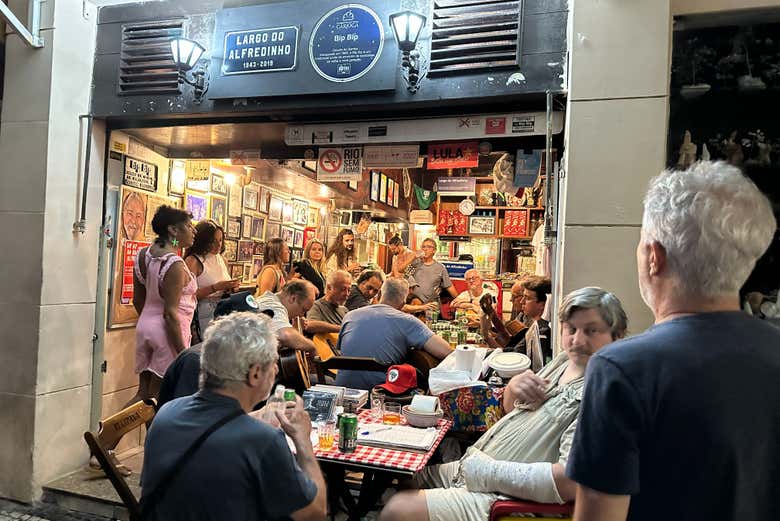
xmin=309 ymin=4 xmax=385 ymax=83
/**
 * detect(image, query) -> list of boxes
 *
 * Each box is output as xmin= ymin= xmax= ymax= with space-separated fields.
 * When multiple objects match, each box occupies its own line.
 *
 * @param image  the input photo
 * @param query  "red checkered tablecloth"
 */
xmin=314 ymin=409 xmax=452 ymax=474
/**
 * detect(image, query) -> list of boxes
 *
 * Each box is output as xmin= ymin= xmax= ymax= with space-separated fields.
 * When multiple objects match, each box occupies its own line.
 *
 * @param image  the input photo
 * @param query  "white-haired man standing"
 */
xmin=567 ymin=162 xmax=780 ymax=521
xmin=141 ymin=312 xmax=327 ymax=521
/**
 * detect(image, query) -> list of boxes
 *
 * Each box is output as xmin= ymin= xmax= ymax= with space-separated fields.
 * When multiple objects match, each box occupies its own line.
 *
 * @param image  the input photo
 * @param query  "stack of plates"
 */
xmin=488 ymin=352 xmax=531 ymax=378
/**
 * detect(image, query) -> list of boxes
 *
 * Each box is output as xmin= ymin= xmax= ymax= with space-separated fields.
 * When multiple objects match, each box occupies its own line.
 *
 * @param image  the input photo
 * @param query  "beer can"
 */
xmin=338 ymin=413 xmax=358 ymax=453
xmin=283 ymin=389 xmax=296 ymax=402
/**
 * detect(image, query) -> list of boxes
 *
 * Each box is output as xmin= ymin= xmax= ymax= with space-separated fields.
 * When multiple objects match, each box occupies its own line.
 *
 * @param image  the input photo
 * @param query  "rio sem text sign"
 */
xmin=222 ymin=26 xmax=300 ymax=74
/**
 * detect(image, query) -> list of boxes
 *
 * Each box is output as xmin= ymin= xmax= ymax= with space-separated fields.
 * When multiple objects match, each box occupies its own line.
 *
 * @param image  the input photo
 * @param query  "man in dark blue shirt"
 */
xmin=566 ymin=161 xmax=780 ymax=521
xmin=142 ymin=312 xmax=326 ymax=521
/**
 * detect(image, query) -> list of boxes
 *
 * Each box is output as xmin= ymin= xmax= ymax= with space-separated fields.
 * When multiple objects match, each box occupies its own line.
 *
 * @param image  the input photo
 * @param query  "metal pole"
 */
xmin=544 ymin=90 xmax=558 ymax=348
xmin=0 ymin=0 xmax=44 ymax=48
xmin=74 ymin=115 xmax=93 ymax=234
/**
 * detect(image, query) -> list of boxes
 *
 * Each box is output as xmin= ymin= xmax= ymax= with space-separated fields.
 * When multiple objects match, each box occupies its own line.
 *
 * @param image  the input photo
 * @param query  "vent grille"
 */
xmin=429 ymin=0 xmax=523 ymax=76
xmin=119 ymin=20 xmax=184 ymax=96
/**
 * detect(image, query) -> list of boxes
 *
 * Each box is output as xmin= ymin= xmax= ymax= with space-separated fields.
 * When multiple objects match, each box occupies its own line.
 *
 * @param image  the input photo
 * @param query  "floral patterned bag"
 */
xmin=438 ymin=385 xmax=505 ymax=433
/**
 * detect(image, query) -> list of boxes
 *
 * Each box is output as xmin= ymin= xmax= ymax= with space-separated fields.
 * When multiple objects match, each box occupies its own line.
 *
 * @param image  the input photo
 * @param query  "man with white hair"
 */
xmin=451 ymin=269 xmax=498 ymax=323
xmin=335 ymin=278 xmax=452 ymax=390
xmin=305 ymin=270 xmax=352 ymax=333
xmin=567 ymin=162 xmax=780 ymax=521
xmin=141 ymin=312 xmax=327 ymax=521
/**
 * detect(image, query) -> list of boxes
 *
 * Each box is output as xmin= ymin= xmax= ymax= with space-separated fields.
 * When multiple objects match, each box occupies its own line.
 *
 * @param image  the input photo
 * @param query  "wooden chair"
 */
xmin=489 ymin=499 xmax=574 ymax=521
xmin=83 ymin=399 xmax=157 ymax=521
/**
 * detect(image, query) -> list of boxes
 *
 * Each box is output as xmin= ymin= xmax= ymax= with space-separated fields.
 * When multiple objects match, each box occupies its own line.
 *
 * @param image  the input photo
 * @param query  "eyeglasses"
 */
xmin=421 ymin=245 xmax=435 ymax=249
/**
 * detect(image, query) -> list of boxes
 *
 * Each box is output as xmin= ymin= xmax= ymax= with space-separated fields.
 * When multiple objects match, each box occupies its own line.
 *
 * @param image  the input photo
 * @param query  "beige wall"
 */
xmin=672 ymin=0 xmax=780 ymax=15
xmin=0 ymin=0 xmax=100 ymax=501
xmin=560 ymin=0 xmax=672 ymax=334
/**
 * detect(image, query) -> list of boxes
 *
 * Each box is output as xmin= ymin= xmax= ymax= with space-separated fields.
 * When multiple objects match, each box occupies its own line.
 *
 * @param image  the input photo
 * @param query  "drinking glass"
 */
xmin=370 ymin=391 xmax=385 ymax=421
xmin=382 ymin=402 xmax=401 ymax=425
xmin=318 ymin=421 xmax=335 ymax=450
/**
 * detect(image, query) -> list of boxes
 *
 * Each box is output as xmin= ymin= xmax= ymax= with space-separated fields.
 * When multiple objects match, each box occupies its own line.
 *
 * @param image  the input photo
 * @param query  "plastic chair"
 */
xmin=489 ymin=499 xmax=574 ymax=521
xmin=83 ymin=399 xmax=157 ymax=521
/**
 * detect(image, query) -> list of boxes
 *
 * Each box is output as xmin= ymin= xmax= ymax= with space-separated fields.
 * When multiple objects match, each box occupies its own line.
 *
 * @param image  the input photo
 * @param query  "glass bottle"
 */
xmin=264 ymin=384 xmax=286 ymax=428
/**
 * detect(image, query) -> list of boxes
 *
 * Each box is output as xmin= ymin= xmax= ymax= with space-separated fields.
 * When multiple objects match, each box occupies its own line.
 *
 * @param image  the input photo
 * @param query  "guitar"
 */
xmin=278 ymin=348 xmax=310 ymax=393
xmin=312 ymin=332 xmax=339 ymax=362
xmin=480 ymin=293 xmax=526 ymax=339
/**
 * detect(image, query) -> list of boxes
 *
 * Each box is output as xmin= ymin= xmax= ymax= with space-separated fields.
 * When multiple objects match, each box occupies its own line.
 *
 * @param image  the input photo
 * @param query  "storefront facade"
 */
xmin=0 ymin=0 xmax=776 ymax=504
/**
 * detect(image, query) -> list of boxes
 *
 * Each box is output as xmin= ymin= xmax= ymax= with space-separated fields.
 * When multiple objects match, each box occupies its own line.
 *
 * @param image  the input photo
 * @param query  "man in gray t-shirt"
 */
xmin=412 ymin=238 xmax=458 ymax=306
xmin=335 ymin=278 xmax=452 ymax=390
xmin=305 ymin=270 xmax=352 ymax=334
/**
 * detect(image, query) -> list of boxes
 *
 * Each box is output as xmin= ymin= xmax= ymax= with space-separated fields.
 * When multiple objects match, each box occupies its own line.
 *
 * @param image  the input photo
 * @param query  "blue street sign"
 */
xmin=308 ymin=4 xmax=384 ymax=83
xmin=222 ymin=26 xmax=299 ymax=75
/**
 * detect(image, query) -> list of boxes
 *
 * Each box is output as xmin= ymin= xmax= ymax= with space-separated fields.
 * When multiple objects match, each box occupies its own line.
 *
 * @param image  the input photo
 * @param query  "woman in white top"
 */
xmin=184 ymin=220 xmax=240 ymax=339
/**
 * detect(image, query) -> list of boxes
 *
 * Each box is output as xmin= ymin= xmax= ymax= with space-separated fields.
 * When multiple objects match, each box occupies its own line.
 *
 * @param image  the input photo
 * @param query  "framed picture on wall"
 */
xmin=370 ymin=171 xmax=379 ymax=201
xmin=223 ymin=239 xmax=238 ymax=262
xmin=281 ymin=226 xmax=294 ymax=245
xmin=242 ymin=263 xmax=254 ymax=284
xmin=379 ymin=173 xmax=387 ymax=204
xmin=258 ymin=187 xmax=270 ymax=213
xmin=266 ymin=221 xmax=281 ymax=240
xmin=237 ymin=240 xmax=254 ymax=261
xmin=243 ymin=185 xmax=259 ymax=211
xmin=293 ymin=229 xmax=304 ymax=248
xmin=227 ymin=184 xmax=243 ymax=218
xmin=282 ymin=202 xmax=294 ymax=224
xmin=251 ymin=216 xmax=265 ymax=240
xmin=210 ymin=196 xmax=226 ymax=227
xmin=169 ymin=160 xmax=186 ymax=196
xmin=387 ymin=180 xmax=395 ymax=207
xmin=393 ymin=184 xmax=399 ymax=208
xmin=253 ymin=241 xmax=264 ymax=255
xmin=226 ymin=218 xmax=241 ymax=239
xmin=468 ymin=215 xmax=495 ymax=235
xmin=347 ymin=179 xmax=358 ymax=191
xmin=210 ymin=174 xmax=227 ymax=195
xmin=186 ymin=192 xmax=208 ymax=222
xmin=292 ymin=199 xmax=308 ymax=226
xmin=229 ymin=263 xmax=244 ymax=280
xmin=308 ymin=207 xmax=319 ymax=228
xmin=242 ymin=214 xmax=253 ymax=239
xmin=252 ymin=256 xmax=264 ymax=278
xmin=269 ymin=196 xmax=283 ymax=220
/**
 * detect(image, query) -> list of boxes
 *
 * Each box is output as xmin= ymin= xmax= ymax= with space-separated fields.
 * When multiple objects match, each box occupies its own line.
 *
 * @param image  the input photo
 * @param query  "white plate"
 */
xmin=489 ymin=352 xmax=531 ymax=371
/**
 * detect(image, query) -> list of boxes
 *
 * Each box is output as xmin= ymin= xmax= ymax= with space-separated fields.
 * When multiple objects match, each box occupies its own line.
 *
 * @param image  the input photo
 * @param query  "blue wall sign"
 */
xmin=309 ymin=4 xmax=384 ymax=83
xmin=222 ymin=26 xmax=299 ymax=75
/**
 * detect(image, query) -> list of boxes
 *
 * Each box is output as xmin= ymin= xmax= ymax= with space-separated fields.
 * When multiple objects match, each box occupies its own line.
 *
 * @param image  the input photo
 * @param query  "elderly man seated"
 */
xmin=305 ymin=270 xmax=352 ymax=334
xmin=141 ymin=312 xmax=327 ymax=521
xmin=451 ymin=269 xmax=498 ymax=326
xmin=254 ymin=280 xmax=317 ymax=354
xmin=379 ymin=287 xmax=628 ymax=521
xmin=335 ymin=277 xmax=452 ymax=390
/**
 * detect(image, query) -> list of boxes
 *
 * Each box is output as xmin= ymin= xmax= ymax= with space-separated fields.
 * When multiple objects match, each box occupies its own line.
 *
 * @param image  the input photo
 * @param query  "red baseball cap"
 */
xmin=377 ymin=364 xmax=417 ymax=394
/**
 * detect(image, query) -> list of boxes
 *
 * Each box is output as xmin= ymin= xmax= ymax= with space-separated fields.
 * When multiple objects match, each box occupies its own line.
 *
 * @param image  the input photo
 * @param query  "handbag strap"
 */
xmin=140 ymin=408 xmax=244 ymax=519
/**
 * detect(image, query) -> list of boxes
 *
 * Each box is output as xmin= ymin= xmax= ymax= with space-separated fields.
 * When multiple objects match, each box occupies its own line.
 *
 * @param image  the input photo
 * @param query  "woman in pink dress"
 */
xmin=129 ymin=205 xmax=197 ymax=406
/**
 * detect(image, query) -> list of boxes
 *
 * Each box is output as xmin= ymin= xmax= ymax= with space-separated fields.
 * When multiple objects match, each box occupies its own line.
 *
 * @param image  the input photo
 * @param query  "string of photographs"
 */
xmin=368 ymin=170 xmax=400 ymax=207
xmin=112 ymin=155 xmax=320 ymax=328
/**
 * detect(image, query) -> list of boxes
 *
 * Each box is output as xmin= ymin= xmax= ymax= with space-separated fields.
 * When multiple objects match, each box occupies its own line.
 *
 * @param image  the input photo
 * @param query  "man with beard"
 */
xmin=326 ymin=228 xmax=361 ymax=277
xmin=567 ymin=161 xmax=780 ymax=521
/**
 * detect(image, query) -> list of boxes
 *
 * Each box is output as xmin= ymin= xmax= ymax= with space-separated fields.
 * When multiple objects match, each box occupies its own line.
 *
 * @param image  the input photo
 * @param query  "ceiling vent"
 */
xmin=429 ymin=0 xmax=524 ymax=75
xmin=118 ymin=20 xmax=185 ymax=96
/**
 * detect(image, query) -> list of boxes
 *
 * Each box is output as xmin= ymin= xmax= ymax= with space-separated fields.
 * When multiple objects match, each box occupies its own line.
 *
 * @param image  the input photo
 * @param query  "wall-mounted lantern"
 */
xmin=389 ymin=11 xmax=427 ymax=94
xmin=170 ymin=38 xmax=209 ymax=104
